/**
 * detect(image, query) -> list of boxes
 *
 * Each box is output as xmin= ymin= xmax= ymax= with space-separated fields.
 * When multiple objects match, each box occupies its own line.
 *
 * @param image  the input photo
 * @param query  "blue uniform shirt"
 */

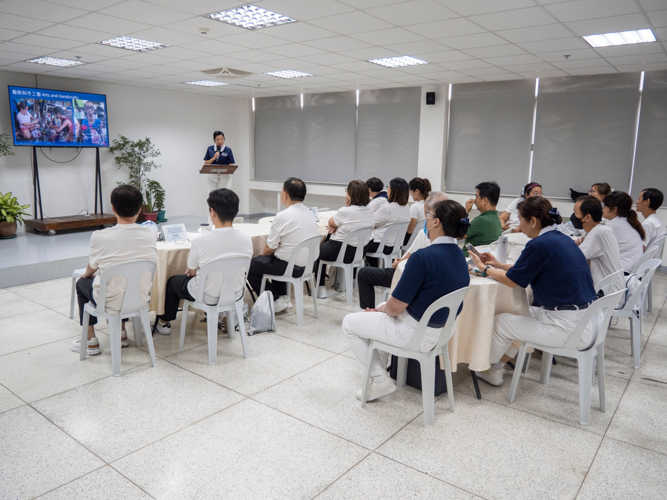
xmin=506 ymin=227 xmax=597 ymax=308
xmin=204 ymin=145 xmax=235 ymax=165
xmin=392 ymin=237 xmax=470 ymax=327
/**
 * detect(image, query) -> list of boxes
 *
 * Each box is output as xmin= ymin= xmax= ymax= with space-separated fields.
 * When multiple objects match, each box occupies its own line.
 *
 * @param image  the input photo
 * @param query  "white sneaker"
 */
xmin=317 ymin=286 xmax=328 ymax=299
xmin=71 ymin=337 xmax=101 ymax=355
xmin=121 ymin=331 xmax=129 ymax=348
xmin=154 ymin=321 xmax=171 ymax=335
xmin=273 ymin=295 xmax=293 ymax=313
xmin=476 ymin=367 xmax=505 ymax=386
xmin=356 ymin=375 xmax=397 ymax=401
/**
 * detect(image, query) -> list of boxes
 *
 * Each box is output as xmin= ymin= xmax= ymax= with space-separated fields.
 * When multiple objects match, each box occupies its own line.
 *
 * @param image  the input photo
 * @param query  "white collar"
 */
xmin=538 ymin=226 xmax=556 ymax=236
xmin=432 ymin=236 xmax=457 ymax=245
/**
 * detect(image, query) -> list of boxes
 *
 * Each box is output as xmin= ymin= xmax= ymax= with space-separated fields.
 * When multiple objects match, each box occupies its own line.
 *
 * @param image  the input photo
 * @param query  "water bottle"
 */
xmin=497 ymin=236 xmax=508 ymax=264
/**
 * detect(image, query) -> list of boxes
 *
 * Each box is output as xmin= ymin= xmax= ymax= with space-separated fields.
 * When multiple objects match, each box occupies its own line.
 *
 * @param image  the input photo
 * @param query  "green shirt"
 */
xmin=464 ymin=210 xmax=503 ymax=256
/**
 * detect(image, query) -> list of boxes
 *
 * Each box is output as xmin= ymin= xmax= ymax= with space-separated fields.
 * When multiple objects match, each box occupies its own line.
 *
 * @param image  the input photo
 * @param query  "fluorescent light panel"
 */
xmin=27 ymin=56 xmax=83 ymax=67
xmin=264 ymin=70 xmax=312 ymax=79
xmin=368 ymin=56 xmax=428 ymax=68
xmin=206 ymin=5 xmax=296 ymax=31
xmin=583 ymin=29 xmax=656 ymax=48
xmin=99 ymin=36 xmax=169 ymax=52
xmin=185 ymin=80 xmax=229 ymax=87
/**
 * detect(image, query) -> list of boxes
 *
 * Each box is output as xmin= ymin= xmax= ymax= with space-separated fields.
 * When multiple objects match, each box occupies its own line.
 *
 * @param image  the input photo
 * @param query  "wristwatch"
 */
xmin=485 ymin=265 xmax=492 ymax=273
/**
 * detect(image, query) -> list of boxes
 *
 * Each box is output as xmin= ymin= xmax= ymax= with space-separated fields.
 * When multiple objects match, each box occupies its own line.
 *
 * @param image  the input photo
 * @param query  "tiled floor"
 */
xmin=2 ymin=274 xmax=667 ymax=499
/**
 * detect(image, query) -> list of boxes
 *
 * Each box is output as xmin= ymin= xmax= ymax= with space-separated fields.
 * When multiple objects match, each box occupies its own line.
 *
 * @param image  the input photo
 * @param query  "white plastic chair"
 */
xmin=595 ymin=270 xmax=624 ymax=297
xmin=70 ymin=268 xmax=86 ymax=319
xmin=179 ymin=255 xmax=251 ymax=366
xmin=316 ymin=227 xmax=373 ymax=307
xmin=366 ymin=221 xmax=410 ymax=269
xmin=257 ymin=216 xmax=274 ymax=225
xmin=401 ymin=219 xmax=425 ymax=257
xmin=632 ymin=244 xmax=660 ymax=318
xmin=508 ymin=290 xmax=625 ymax=426
xmin=260 ymin=235 xmax=321 ymax=326
xmin=233 ymin=216 xmax=244 ymax=224
xmin=360 ymin=287 xmax=469 ymax=427
xmin=80 ymin=260 xmax=157 ymax=377
xmin=611 ymin=258 xmax=662 ymax=369
xmin=644 ymin=235 xmax=665 ymax=313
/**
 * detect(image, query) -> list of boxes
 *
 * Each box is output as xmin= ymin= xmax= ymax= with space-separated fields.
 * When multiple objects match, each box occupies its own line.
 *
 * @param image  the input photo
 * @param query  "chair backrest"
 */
xmin=632 ymin=245 xmax=660 ymax=274
xmin=375 ymin=221 xmax=410 ymax=254
xmin=191 ymin=255 xmax=252 ymax=306
xmin=402 ymin=219 xmax=425 ymax=252
xmin=620 ymin=258 xmax=662 ymax=312
xmin=648 ymin=234 xmax=666 ymax=261
xmin=284 ymin=235 xmax=322 ymax=279
xmin=404 ymin=287 xmax=469 ymax=353
xmin=595 ymin=269 xmax=624 ymax=296
xmin=233 ymin=216 xmax=244 ymax=224
xmin=561 ymin=289 xmax=626 ymax=351
xmin=331 ymin=226 xmax=374 ymax=266
xmin=95 ymin=260 xmax=157 ymax=315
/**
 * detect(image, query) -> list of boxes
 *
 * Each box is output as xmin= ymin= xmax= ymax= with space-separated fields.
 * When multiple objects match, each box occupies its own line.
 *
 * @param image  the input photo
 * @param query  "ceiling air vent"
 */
xmin=201 ymin=67 xmax=253 ymax=81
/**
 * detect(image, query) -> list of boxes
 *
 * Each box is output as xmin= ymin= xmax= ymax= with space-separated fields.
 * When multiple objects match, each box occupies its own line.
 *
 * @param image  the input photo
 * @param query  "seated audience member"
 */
xmin=588 ymin=183 xmax=612 ymax=202
xmin=155 ymin=189 xmax=253 ymax=334
xmin=463 ymin=181 xmax=503 ymax=256
xmin=636 ymin=188 xmax=666 ymax=250
xmin=366 ymin=177 xmax=387 ymax=212
xmin=469 ymin=197 xmax=598 ymax=386
xmin=315 ymin=180 xmax=375 ymax=299
xmin=364 ymin=177 xmax=410 ymax=267
xmin=358 ymin=191 xmax=448 ymax=310
xmin=16 ymin=101 xmax=38 ymax=140
xmin=602 ymin=192 xmax=645 ymax=274
xmin=500 ymin=182 xmax=542 ymax=232
xmin=343 ymin=199 xmax=470 ymax=401
xmin=572 ymin=196 xmax=622 ymax=294
xmin=72 ymin=185 xmax=157 ymax=355
xmin=247 ymin=178 xmax=319 ymax=313
xmin=404 ymin=177 xmax=431 ymax=245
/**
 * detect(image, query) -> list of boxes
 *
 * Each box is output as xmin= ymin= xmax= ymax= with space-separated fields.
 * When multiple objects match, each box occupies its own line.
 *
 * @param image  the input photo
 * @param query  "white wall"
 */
xmin=0 ymin=70 xmax=252 ymax=231
xmin=417 ymin=84 xmax=448 ymax=191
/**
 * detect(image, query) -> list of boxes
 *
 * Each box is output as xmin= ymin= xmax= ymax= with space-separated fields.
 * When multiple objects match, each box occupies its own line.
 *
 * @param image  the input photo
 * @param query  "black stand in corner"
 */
xmin=93 ymin=147 xmax=104 ymax=214
xmin=32 ymin=146 xmax=44 ymax=220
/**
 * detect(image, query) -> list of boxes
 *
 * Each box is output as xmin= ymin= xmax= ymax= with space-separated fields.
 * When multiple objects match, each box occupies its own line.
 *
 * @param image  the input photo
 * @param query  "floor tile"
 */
xmin=576 ymin=438 xmax=667 ymax=500
xmin=377 ymin=393 xmax=602 ymax=500
xmin=647 ymin=313 xmax=667 ymax=347
xmin=456 ymin=356 xmax=629 ymax=434
xmin=0 ymin=406 xmax=103 ymax=500
xmin=318 ymin=453 xmax=480 ymax=499
xmin=37 ymin=466 xmax=152 ymax=500
xmin=606 ymin=381 xmax=667 ymax=455
xmin=8 ymin=278 xmax=73 ymax=309
xmin=0 ymin=291 xmax=46 ymax=320
xmin=166 ymin=331 xmax=335 ymax=396
xmin=631 ymin=342 xmax=667 ymax=389
xmin=275 ymin=304 xmax=353 ymax=354
xmin=254 ymin=355 xmax=432 ymax=450
xmin=0 ymin=309 xmax=83 ymax=356
xmin=112 ymin=399 xmax=368 ymax=500
xmin=0 ymin=384 xmax=24 ymax=414
xmin=0 ymin=336 xmax=152 ymax=403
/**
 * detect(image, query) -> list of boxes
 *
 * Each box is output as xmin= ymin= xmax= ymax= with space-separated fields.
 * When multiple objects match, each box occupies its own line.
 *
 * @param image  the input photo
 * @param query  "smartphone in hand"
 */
xmin=466 ymin=243 xmax=483 ymax=259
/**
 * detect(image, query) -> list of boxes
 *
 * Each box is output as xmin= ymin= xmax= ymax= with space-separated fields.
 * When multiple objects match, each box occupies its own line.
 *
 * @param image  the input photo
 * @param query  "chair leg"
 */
xmin=206 ymin=310 xmax=218 ymax=366
xmin=311 ymin=276 xmax=318 ymax=319
xmin=360 ymin=347 xmax=376 ymax=408
xmin=140 ymin=310 xmax=157 ymax=367
xmin=236 ymin=301 xmax=249 ymax=359
xmin=179 ymin=302 xmax=190 ymax=350
xmin=508 ymin=343 xmax=528 ymax=404
xmin=631 ymin=312 xmax=641 ymax=369
xmin=522 ymin=352 xmax=532 ymax=373
xmin=70 ymin=277 xmax=76 ymax=319
xmin=597 ymin=344 xmax=606 ymax=413
xmin=647 ymin=279 xmax=653 ymax=313
xmin=578 ymin=355 xmax=593 ymax=426
xmin=539 ymin=352 xmax=554 ymax=384
xmin=259 ymin=276 xmax=267 ymax=295
xmin=442 ymin=345 xmax=455 ymax=412
xmin=225 ymin=311 xmax=236 ymax=339
xmin=295 ymin=282 xmax=304 ymax=326
xmin=108 ymin=316 xmax=122 ymax=377
xmin=420 ymin=359 xmax=436 ymax=427
xmin=316 ymin=262 xmax=325 ymax=296
xmin=345 ymin=267 xmax=353 ymax=307
xmin=131 ymin=317 xmax=143 ymax=348
xmin=470 ymin=371 xmax=482 ymax=400
xmin=80 ymin=310 xmax=90 ymax=361
xmin=396 ymin=357 xmax=408 ymax=386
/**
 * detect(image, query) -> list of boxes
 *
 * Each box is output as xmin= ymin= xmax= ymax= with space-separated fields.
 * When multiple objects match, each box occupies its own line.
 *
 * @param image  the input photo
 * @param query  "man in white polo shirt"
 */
xmin=247 ymin=177 xmax=319 ymax=313
xmin=155 ymin=188 xmax=253 ymax=333
xmin=637 ymin=188 xmax=666 ymax=251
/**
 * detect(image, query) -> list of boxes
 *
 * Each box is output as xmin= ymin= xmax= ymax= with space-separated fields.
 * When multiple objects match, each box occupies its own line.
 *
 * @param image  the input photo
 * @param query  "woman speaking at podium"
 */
xmin=203 ymin=131 xmax=235 ymax=191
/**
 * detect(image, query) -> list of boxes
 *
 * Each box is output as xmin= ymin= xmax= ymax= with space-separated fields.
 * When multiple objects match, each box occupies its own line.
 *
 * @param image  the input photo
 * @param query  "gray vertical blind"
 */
xmin=356 ymin=87 xmax=420 ymax=182
xmin=302 ymin=91 xmax=357 ymax=184
xmin=445 ymin=79 xmax=535 ymax=196
xmin=532 ymin=73 xmax=640 ymax=198
xmin=254 ymin=95 xmax=302 ymax=181
xmin=631 ymin=70 xmax=667 ymax=198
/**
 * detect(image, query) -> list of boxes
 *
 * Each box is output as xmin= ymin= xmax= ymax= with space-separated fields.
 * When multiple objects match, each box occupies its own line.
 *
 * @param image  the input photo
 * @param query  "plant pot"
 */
xmin=0 ymin=221 xmax=17 ymax=238
xmin=144 ymin=212 xmax=158 ymax=222
xmin=157 ymin=210 xmax=166 ymax=222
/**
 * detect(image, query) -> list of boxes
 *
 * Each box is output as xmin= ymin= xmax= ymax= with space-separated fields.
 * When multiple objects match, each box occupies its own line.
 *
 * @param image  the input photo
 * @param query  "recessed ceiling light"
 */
xmin=27 ymin=56 xmax=84 ymax=67
xmin=185 ymin=80 xmax=229 ymax=86
xmin=583 ymin=29 xmax=656 ymax=48
xmin=368 ymin=56 xmax=428 ymax=68
xmin=264 ymin=70 xmax=312 ymax=79
xmin=205 ymin=5 xmax=296 ymax=31
xmin=99 ymin=36 xmax=169 ymax=52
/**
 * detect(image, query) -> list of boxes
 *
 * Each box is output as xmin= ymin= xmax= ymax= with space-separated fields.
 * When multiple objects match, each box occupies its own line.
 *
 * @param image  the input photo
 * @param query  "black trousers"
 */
xmin=247 ymin=254 xmax=305 ymax=300
xmin=358 ymin=266 xmax=396 ymax=309
xmin=159 ymin=274 xmax=195 ymax=322
xmin=314 ymin=237 xmax=358 ymax=286
xmin=403 ymin=231 xmax=412 ymax=247
xmin=76 ymin=278 xmax=129 ymax=327
xmin=364 ymin=240 xmax=394 ymax=268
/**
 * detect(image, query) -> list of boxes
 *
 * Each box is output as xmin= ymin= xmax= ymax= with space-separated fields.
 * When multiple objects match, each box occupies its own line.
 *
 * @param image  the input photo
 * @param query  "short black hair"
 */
xmin=641 ymin=188 xmax=664 ymax=210
xmin=283 ymin=177 xmax=306 ymax=202
xmin=54 ymin=106 xmax=63 ymax=116
xmin=111 ymin=185 xmax=143 ymax=218
xmin=475 ymin=181 xmax=500 ymax=206
xmin=433 ymin=200 xmax=468 ymax=239
xmin=18 ymin=101 xmax=27 ymax=110
xmin=577 ymin=195 xmax=603 ymax=223
xmin=366 ymin=177 xmax=384 ymax=193
xmin=213 ymin=130 xmax=225 ymax=140
xmin=207 ymin=188 xmax=239 ymax=223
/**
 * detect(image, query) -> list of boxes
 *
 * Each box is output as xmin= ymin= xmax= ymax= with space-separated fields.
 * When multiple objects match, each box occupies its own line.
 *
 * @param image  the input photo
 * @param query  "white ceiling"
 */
xmin=0 ymin=0 xmax=666 ymax=97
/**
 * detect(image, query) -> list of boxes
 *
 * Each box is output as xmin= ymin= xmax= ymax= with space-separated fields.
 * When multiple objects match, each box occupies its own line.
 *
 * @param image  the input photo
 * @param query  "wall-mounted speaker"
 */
xmin=426 ymin=92 xmax=435 ymax=105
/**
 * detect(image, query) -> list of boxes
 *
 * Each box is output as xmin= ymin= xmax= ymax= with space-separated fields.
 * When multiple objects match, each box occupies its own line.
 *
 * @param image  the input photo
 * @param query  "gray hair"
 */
xmin=425 ymin=191 xmax=447 ymax=210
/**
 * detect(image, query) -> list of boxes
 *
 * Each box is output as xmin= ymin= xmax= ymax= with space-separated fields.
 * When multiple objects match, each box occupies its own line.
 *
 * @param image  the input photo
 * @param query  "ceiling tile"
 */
xmin=0 ymin=28 xmax=26 ymax=41
xmin=122 ymin=27 xmax=203 ymax=46
xmin=366 ymin=0 xmax=458 ymax=25
xmin=436 ymin=0 xmax=536 ymax=16
xmin=264 ymin=22 xmax=339 ymax=42
xmin=544 ymin=0 xmax=640 ymax=23
xmin=297 ymin=65 xmax=347 ymax=75
xmin=181 ymin=39 xmax=249 ymax=55
xmin=654 ymin=26 xmax=667 ymax=41
xmin=477 ymin=73 xmax=521 ymax=81
xmin=484 ymin=54 xmax=544 ymax=65
xmin=45 ymin=49 xmax=108 ymax=62
xmin=536 ymin=48 xmax=599 ymax=61
xmin=552 ymin=57 xmax=611 ymax=69
xmin=404 ymin=18 xmax=487 ymax=38
xmin=440 ymin=59 xmax=493 ymax=70
xmin=217 ymin=32 xmax=287 ymax=49
xmin=259 ymin=0 xmax=355 ymax=20
xmin=338 ymin=47 xmax=401 ymax=60
xmin=0 ymin=41 xmax=56 ymax=56
xmin=0 ymin=50 xmax=34 ymax=62
xmin=614 ymin=61 xmax=667 ymax=72
xmin=438 ymin=32 xmax=510 ymax=49
xmin=0 ymin=0 xmax=82 ymax=22
xmin=46 ymin=0 xmax=124 ymax=9
xmin=92 ymin=57 xmax=145 ymax=69
xmin=65 ymin=13 xmax=152 ymax=34
xmin=5 ymin=61 xmax=63 ymax=73
xmin=517 ymin=69 xmax=567 ymax=78
xmin=167 ymin=17 xmax=243 ymax=38
xmin=606 ymin=52 xmax=667 ymax=66
xmin=462 ymin=44 xmax=527 ymax=58
xmin=306 ymin=36 xmax=372 ymax=52
xmin=99 ymin=1 xmax=192 ymax=25
xmin=351 ymin=28 xmax=425 ymax=45
xmin=384 ymin=39 xmax=450 ymax=54
xmin=496 ymin=24 xmax=574 ymax=43
xmin=223 ymin=50 xmax=286 ymax=63
xmin=415 ymin=50 xmax=473 ymax=63
xmin=647 ymin=10 xmax=667 ymax=28
xmin=0 ymin=13 xmax=54 ymax=32
xmin=262 ymin=43 xmax=326 ymax=58
xmin=504 ymin=62 xmax=559 ymax=72
xmin=36 ymin=24 xmax=115 ymax=43
xmin=565 ymin=14 xmax=651 ymax=36
xmin=309 ymin=12 xmax=394 ymax=35
xmin=518 ymin=37 xmax=589 ymax=53
xmin=299 ymin=52 xmax=357 ymax=65
xmin=639 ymin=0 xmax=667 ymax=11
xmin=469 ymin=7 xmax=558 ymax=31
xmin=564 ymin=66 xmax=618 ymax=75
xmin=595 ymin=42 xmax=664 ymax=57
xmin=143 ymin=0 xmax=240 ymax=16
xmin=11 ymin=34 xmax=85 ymax=51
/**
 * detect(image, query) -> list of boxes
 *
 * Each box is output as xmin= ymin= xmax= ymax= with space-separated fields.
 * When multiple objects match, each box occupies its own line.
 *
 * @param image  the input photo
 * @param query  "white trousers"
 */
xmin=490 ymin=306 xmax=601 ymax=363
xmin=207 ymin=173 xmax=232 ymax=192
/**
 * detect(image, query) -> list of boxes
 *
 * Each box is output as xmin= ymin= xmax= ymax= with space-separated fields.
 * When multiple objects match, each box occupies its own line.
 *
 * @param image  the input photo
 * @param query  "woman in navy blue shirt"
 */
xmin=343 ymin=200 xmax=470 ymax=402
xmin=204 ymin=131 xmax=235 ymax=191
xmin=469 ymin=197 xmax=599 ymax=386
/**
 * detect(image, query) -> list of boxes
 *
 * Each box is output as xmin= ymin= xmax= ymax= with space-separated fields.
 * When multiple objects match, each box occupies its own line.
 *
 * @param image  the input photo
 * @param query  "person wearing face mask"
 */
xmin=204 ymin=131 xmax=235 ymax=191
xmin=356 ymin=192 xmax=448 ymax=310
xmin=500 ymin=182 xmax=543 ymax=232
xmin=572 ymin=196 xmax=622 ymax=294
xmin=602 ymin=192 xmax=645 ymax=274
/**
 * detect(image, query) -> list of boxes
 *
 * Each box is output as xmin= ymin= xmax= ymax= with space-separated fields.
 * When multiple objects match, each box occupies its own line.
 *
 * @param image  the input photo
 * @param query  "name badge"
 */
xmin=221 ymin=152 xmax=227 ymax=156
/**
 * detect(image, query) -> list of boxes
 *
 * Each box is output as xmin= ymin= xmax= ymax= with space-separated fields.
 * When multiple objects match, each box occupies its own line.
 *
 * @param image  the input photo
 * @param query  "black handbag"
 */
xmin=387 ymin=355 xmax=449 ymax=396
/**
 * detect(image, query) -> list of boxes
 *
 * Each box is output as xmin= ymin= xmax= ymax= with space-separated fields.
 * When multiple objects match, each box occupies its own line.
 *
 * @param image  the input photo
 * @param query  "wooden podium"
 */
xmin=200 ymin=164 xmax=238 ymax=189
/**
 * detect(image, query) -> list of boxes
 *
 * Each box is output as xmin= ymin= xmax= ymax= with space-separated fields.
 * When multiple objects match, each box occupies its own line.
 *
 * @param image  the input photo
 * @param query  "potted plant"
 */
xmin=0 ymin=192 xmax=31 ymax=238
xmin=147 ymin=179 xmax=166 ymax=222
xmin=0 ymin=133 xmax=15 ymax=165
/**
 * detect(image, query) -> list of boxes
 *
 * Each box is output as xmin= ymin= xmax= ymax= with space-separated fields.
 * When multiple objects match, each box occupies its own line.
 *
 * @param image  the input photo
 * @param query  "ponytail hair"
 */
xmin=603 ymin=191 xmax=645 ymax=240
xmin=408 ymin=177 xmax=431 ymax=199
xmin=518 ymin=197 xmax=562 ymax=228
